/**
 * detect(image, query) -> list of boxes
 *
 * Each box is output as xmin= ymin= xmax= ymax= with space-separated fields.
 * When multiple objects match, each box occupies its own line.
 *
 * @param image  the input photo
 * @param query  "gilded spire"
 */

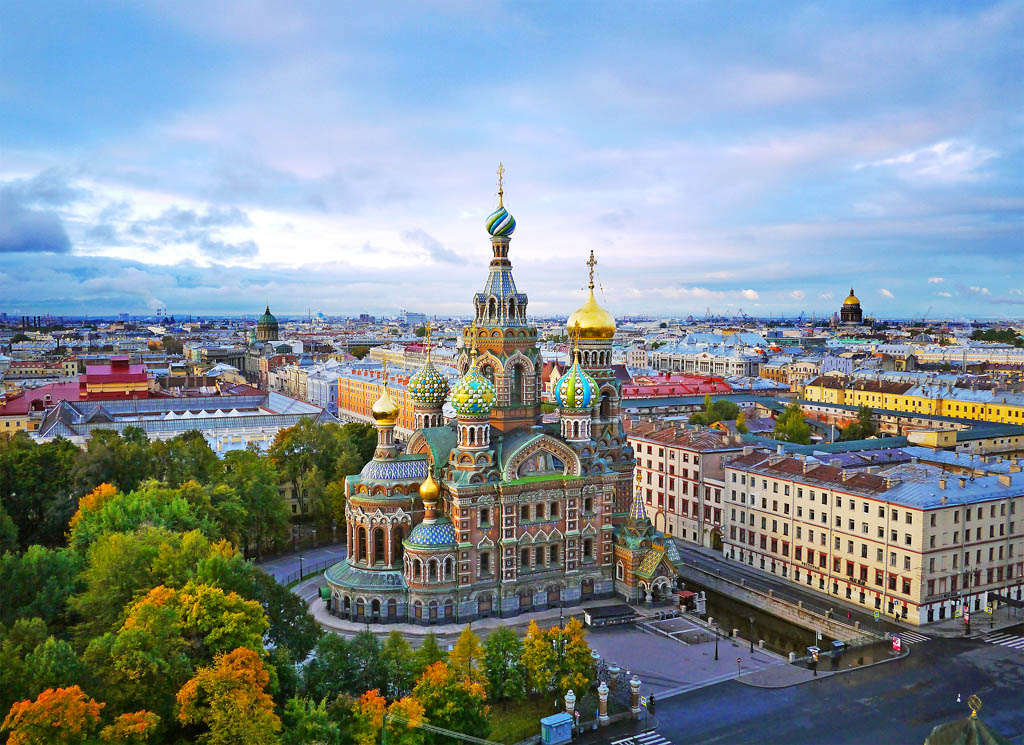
xmin=587 ymin=250 xmax=597 ymax=291
xmin=425 ymin=321 xmax=432 ymax=363
xmin=496 ymin=162 xmax=505 ymax=207
xmin=469 ymin=320 xmax=479 ymax=360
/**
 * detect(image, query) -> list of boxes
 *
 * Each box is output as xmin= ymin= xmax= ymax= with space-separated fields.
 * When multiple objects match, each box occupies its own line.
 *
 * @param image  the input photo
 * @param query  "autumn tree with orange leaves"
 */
xmin=1 ymin=686 xmax=103 ymax=745
xmin=350 ymin=689 xmax=425 ymax=745
xmin=177 ymin=647 xmax=280 ymax=745
xmin=410 ymin=662 xmax=488 ymax=745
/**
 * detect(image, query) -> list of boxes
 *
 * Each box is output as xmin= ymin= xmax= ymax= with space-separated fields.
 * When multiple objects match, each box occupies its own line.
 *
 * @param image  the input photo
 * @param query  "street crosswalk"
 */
xmin=611 ymin=731 xmax=674 ymax=745
xmin=983 ymin=632 xmax=1024 ymax=650
xmin=895 ymin=630 xmax=930 ymax=644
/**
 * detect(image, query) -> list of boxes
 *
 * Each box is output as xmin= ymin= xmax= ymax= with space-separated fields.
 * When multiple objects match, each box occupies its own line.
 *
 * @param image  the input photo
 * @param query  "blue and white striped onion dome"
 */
xmin=450 ymin=365 xmax=496 ymax=417
xmin=485 ymin=204 xmax=516 ymax=237
xmin=406 ymin=517 xmax=457 ymax=547
xmin=554 ymin=359 xmax=597 ymax=410
xmin=408 ymin=360 xmax=450 ymax=406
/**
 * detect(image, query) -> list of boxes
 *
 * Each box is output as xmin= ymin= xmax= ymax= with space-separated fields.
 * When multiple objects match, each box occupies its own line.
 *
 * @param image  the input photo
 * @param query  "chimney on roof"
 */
xmin=958 ymin=477 xmax=967 ymax=488
xmin=840 ymin=471 xmax=850 ymax=482
xmin=829 ymin=458 xmax=841 ymax=468
xmin=884 ymin=477 xmax=900 ymax=488
xmin=776 ymin=444 xmax=784 ymax=455
xmin=939 ymin=478 xmax=946 ymax=490
xmin=999 ymin=474 xmax=1012 ymax=487
xmin=743 ymin=446 xmax=753 ymax=456
xmin=941 ymin=495 xmax=947 ymax=505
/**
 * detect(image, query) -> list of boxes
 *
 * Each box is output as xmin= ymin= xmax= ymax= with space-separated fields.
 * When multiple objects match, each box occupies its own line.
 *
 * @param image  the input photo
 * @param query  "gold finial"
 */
xmin=425 ymin=322 xmax=432 ymax=362
xmin=382 ymin=360 xmax=388 ymax=384
xmin=572 ymin=321 xmax=582 ymax=361
xmin=496 ymin=162 xmax=505 ymax=206
xmin=968 ymin=694 xmax=982 ymax=718
xmin=469 ymin=320 xmax=479 ymax=361
xmin=587 ymin=250 xmax=597 ymax=291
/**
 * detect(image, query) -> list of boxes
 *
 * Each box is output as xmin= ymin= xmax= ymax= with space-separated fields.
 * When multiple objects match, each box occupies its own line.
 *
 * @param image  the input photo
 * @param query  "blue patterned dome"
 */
xmin=408 ymin=360 xmax=450 ymax=406
xmin=555 ymin=358 xmax=598 ymax=410
xmin=406 ymin=517 xmax=457 ymax=548
xmin=450 ymin=365 xmax=495 ymax=417
xmin=485 ymin=204 xmax=516 ymax=237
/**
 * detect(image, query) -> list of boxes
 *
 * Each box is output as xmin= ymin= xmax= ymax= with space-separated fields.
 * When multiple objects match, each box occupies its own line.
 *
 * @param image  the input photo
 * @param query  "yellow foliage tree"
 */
xmin=68 ymin=483 xmax=118 ymax=530
xmin=350 ymin=689 xmax=425 ymax=745
xmin=521 ymin=618 xmax=593 ymax=697
xmin=177 ymin=647 xmax=280 ymax=745
xmin=448 ymin=627 xmax=486 ymax=686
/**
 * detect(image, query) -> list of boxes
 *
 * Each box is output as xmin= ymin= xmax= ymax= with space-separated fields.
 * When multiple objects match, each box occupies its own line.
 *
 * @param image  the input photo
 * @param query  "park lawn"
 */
xmin=487 ymin=695 xmax=557 ymax=744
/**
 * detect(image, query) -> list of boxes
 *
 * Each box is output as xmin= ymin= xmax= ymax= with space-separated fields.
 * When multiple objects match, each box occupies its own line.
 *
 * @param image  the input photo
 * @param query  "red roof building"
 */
xmin=622 ymin=372 xmax=732 ymax=399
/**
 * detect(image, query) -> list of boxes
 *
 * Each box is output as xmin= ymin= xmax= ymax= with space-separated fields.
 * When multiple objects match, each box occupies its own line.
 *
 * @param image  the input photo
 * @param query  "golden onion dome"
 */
xmin=419 ymin=470 xmax=440 ymax=503
xmin=567 ymin=288 xmax=616 ymax=340
xmin=844 ymin=288 xmax=861 ymax=306
xmin=371 ymin=379 xmax=400 ymax=426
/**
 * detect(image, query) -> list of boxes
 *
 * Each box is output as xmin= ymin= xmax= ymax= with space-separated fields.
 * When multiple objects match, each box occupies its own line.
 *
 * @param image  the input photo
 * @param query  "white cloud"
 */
xmin=1009 ymin=289 xmax=1024 ymax=295
xmin=968 ymin=286 xmax=990 ymax=295
xmin=788 ymin=290 xmax=805 ymax=301
xmin=880 ymin=288 xmax=895 ymax=299
xmin=857 ymin=140 xmax=998 ymax=183
xmin=740 ymin=288 xmax=759 ymax=300
xmin=927 ymin=277 xmax=944 ymax=284
xmin=937 ymin=291 xmax=952 ymax=297
xmin=819 ymin=292 xmax=833 ymax=300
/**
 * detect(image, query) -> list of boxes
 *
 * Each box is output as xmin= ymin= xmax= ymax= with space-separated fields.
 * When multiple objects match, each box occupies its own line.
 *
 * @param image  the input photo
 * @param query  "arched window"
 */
xmin=444 ymin=557 xmax=453 ymax=579
xmin=387 ymin=598 xmax=397 ymax=617
xmin=358 ymin=528 xmax=367 ymax=563
xmin=535 ymin=546 xmax=545 ymax=565
xmin=583 ymin=538 xmax=593 ymax=558
xmin=373 ymin=528 xmax=385 ymax=564
xmin=511 ymin=364 xmax=524 ymax=405
xmin=488 ymin=298 xmax=497 ymax=319
xmin=393 ymin=527 xmax=403 ymax=562
xmin=413 ymin=558 xmax=422 ymax=581
xmin=429 ymin=560 xmax=438 ymax=581
xmin=616 ymin=562 xmax=624 ymax=580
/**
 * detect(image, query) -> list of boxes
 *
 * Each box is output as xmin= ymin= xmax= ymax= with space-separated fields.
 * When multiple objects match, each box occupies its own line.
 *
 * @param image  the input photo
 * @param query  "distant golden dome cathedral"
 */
xmin=840 ymin=288 xmax=863 ymax=325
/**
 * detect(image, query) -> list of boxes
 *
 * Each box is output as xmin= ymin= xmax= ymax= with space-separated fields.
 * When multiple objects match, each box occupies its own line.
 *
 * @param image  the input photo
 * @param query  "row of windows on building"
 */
xmin=637 ymin=442 xmax=702 ymax=465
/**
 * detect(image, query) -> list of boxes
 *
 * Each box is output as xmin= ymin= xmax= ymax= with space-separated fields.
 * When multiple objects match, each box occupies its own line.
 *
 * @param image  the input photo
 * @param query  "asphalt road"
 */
xmin=655 ymin=637 xmax=1024 ymax=744
xmin=257 ymin=543 xmax=347 ymax=583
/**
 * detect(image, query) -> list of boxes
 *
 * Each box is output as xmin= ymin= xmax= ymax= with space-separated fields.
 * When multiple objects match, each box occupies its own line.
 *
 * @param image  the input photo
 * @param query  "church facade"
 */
xmin=324 ymin=173 xmax=680 ymax=625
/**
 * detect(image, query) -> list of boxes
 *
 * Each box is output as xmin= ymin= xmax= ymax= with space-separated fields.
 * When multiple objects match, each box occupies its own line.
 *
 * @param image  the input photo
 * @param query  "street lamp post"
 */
xmin=299 ymin=553 xmax=304 ymax=581
xmin=714 ymin=622 xmax=719 ymax=661
xmin=749 ymin=616 xmax=755 ymax=653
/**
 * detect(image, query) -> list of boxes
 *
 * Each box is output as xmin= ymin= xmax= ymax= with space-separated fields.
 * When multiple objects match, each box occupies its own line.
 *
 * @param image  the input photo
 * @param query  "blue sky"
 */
xmin=1 ymin=1 xmax=1021 ymax=319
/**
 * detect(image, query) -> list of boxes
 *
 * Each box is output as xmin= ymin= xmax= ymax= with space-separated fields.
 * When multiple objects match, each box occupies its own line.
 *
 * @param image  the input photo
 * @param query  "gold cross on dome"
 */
xmin=587 ymin=250 xmax=597 ymax=290
xmin=425 ymin=322 xmax=432 ymax=361
xmin=469 ymin=320 xmax=479 ymax=357
xmin=496 ymin=163 xmax=505 ymax=206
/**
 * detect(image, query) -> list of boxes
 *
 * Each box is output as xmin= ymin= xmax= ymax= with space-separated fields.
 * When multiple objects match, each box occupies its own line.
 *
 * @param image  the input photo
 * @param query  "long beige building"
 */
xmin=721 ymin=448 xmax=1024 ymax=626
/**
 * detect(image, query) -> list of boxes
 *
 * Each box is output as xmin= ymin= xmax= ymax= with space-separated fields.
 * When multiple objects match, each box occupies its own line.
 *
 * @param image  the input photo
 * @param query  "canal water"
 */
xmin=687 ymin=583 xmax=835 ymax=657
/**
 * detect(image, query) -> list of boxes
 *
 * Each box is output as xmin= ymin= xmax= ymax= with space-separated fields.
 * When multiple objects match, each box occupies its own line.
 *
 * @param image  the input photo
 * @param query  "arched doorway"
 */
xmin=371 ymin=599 xmax=381 ymax=621
xmin=387 ymin=598 xmax=397 ymax=619
xmin=519 ymin=589 xmax=533 ymax=611
xmin=444 ymin=598 xmax=454 ymax=620
xmin=478 ymin=594 xmax=493 ymax=617
xmin=581 ymin=578 xmax=595 ymax=600
xmin=710 ymin=528 xmax=723 ymax=552
xmin=547 ymin=586 xmax=561 ymax=606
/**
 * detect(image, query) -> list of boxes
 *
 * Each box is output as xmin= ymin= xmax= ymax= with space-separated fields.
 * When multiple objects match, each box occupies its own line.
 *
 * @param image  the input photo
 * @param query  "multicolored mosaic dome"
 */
xmin=450 ymin=365 xmax=495 ymax=417
xmin=408 ymin=361 xmax=450 ymax=406
xmin=406 ymin=517 xmax=457 ymax=548
xmin=485 ymin=204 xmax=516 ymax=237
xmin=555 ymin=358 xmax=598 ymax=410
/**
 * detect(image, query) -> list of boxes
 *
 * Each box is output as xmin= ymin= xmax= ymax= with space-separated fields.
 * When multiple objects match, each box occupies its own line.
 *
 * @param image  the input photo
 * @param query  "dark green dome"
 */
xmin=258 ymin=305 xmax=277 ymax=326
xmin=256 ymin=305 xmax=279 ymax=342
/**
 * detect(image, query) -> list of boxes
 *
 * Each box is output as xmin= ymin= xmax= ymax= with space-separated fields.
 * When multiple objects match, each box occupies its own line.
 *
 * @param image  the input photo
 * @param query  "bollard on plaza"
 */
xmin=629 ymin=675 xmax=642 ymax=719
xmin=598 ymin=682 xmax=610 ymax=726
xmin=608 ymin=664 xmax=620 ymax=690
xmin=564 ymin=689 xmax=576 ymax=718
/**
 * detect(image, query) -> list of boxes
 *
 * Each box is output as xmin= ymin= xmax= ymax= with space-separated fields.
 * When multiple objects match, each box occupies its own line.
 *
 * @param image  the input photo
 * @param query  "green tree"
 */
xmin=221 ymin=448 xmax=289 ymax=559
xmin=71 ymin=428 xmax=153 ymax=497
xmin=411 ymin=662 xmax=488 ymax=745
xmin=68 ymin=481 xmax=217 ymax=554
xmin=23 ymin=637 xmax=87 ymax=700
xmin=414 ymin=633 xmax=446 ymax=676
xmin=690 ymin=397 xmax=740 ymax=426
xmin=414 ymin=326 xmax=427 ymax=337
xmin=0 ymin=546 xmax=84 ymax=631
xmin=177 ymin=647 xmax=281 ymax=745
xmin=162 ymin=336 xmax=184 ymax=355
xmin=736 ymin=411 xmax=749 ymax=434
xmin=448 ymin=627 xmax=485 ymax=687
xmin=281 ymin=698 xmax=340 ymax=745
xmin=348 ymin=629 xmax=386 ymax=695
xmin=0 ymin=501 xmax=18 ymax=552
xmin=0 ymin=433 xmax=78 ymax=547
xmin=150 ymin=431 xmax=223 ymax=488
xmin=0 ymin=618 xmax=50 ymax=715
xmin=482 ymin=627 xmax=526 ymax=701
xmin=301 ymin=634 xmax=352 ymax=702
xmin=773 ymin=403 xmax=812 ymax=445
xmin=380 ymin=631 xmax=418 ymax=700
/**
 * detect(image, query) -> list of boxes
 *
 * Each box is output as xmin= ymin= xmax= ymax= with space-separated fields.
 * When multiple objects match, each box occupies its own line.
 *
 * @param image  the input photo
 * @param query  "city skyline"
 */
xmin=2 ymin=1 xmax=1022 ymax=317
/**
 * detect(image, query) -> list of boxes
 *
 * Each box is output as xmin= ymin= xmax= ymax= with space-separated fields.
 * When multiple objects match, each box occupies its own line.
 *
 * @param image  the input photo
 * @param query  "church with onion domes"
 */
xmin=324 ymin=167 xmax=682 ymax=625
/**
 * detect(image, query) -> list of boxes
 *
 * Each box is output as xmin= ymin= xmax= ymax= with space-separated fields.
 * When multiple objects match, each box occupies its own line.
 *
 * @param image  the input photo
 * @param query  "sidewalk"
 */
xmin=571 ymin=713 xmax=657 ymax=745
xmin=926 ymin=609 xmax=1023 ymax=639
